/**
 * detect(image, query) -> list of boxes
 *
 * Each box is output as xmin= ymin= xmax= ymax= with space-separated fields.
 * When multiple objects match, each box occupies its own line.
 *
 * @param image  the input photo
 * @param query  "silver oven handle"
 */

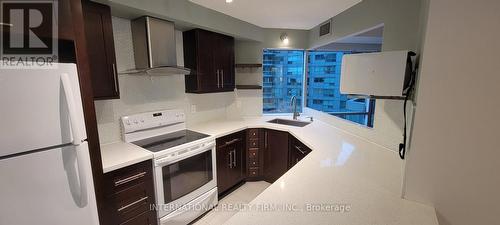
xmin=155 ymin=141 xmax=215 ymax=166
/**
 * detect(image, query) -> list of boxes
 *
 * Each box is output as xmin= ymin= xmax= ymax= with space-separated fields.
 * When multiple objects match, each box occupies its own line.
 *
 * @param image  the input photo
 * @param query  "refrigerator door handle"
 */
xmin=61 ymin=73 xmax=88 ymax=207
xmin=61 ymin=73 xmax=84 ymax=145
xmin=74 ymin=143 xmax=89 ymax=207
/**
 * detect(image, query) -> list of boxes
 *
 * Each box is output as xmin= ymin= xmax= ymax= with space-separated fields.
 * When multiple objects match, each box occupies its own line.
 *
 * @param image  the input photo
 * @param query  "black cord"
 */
xmin=399 ymin=87 xmax=411 ymax=159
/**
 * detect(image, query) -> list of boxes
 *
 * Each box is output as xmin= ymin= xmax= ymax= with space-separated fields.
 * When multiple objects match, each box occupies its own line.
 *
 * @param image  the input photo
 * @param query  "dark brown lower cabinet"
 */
xmin=216 ymin=131 xmax=246 ymax=195
xmin=246 ymin=129 xmax=264 ymax=180
xmin=103 ymin=160 xmax=157 ymax=225
xmin=216 ymin=129 xmax=312 ymax=197
xmin=263 ymin=129 xmax=290 ymax=183
xmin=289 ymin=136 xmax=312 ymax=168
xmin=120 ymin=211 xmax=157 ymax=225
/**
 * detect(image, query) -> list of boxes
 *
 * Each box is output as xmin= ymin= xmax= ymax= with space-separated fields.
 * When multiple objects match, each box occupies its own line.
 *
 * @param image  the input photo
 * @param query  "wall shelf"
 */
xmin=235 ymin=85 xmax=262 ymax=90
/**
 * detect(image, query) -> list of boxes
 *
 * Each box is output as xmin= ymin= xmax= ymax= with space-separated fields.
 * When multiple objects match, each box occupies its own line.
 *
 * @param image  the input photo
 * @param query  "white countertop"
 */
xmin=100 ymin=141 xmax=153 ymax=173
xmin=188 ymin=116 xmax=438 ymax=225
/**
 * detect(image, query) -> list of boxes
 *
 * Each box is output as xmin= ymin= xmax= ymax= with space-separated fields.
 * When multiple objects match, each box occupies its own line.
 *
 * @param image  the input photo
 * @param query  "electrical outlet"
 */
xmin=190 ymin=104 xmax=197 ymax=113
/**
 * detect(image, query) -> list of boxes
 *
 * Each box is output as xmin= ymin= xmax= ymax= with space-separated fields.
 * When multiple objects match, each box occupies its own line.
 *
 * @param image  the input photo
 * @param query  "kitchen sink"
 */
xmin=267 ymin=118 xmax=311 ymax=127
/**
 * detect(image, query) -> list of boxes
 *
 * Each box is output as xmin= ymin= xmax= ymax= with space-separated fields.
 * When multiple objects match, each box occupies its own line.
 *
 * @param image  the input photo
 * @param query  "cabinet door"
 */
xmin=83 ymin=1 xmax=119 ymax=100
xmin=183 ymin=29 xmax=235 ymax=93
xmin=289 ymin=137 xmax=312 ymax=168
xmin=216 ymin=144 xmax=231 ymax=194
xmin=196 ymin=30 xmax=218 ymax=92
xmin=216 ymin=132 xmax=245 ymax=195
xmin=227 ymin=133 xmax=245 ymax=183
xmin=263 ymin=130 xmax=289 ymax=183
xmin=215 ymin=35 xmax=235 ymax=91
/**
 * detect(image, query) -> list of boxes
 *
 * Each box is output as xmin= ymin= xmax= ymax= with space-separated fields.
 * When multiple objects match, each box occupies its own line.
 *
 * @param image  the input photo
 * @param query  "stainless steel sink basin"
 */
xmin=267 ymin=118 xmax=311 ymax=127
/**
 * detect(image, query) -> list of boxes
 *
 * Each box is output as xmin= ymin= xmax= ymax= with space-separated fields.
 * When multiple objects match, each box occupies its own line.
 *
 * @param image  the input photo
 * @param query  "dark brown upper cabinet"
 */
xmin=82 ymin=1 xmax=119 ymax=100
xmin=263 ymin=129 xmax=290 ymax=183
xmin=183 ymin=29 xmax=235 ymax=93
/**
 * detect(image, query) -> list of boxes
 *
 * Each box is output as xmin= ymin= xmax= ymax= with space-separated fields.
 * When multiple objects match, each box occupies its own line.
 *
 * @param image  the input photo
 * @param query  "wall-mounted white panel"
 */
xmin=340 ymin=51 xmax=408 ymax=97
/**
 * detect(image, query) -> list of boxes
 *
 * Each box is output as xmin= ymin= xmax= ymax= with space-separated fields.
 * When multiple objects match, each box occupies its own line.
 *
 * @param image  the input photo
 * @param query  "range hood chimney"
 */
xmin=124 ymin=16 xmax=190 ymax=75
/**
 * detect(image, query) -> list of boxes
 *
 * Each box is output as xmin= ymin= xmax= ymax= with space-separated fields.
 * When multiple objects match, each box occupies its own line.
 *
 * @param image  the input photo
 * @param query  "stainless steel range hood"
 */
xmin=123 ymin=16 xmax=190 ymax=75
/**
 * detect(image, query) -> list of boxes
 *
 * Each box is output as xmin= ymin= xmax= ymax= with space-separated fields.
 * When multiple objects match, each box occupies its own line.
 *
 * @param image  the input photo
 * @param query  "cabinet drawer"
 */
xmin=248 ymin=139 xmax=259 ymax=148
xmin=248 ymin=157 xmax=259 ymax=167
xmin=248 ymin=148 xmax=259 ymax=159
xmin=247 ymin=129 xmax=259 ymax=139
xmin=120 ymin=211 xmax=157 ymax=225
xmin=248 ymin=167 xmax=259 ymax=177
xmin=103 ymin=160 xmax=157 ymax=225
xmin=108 ymin=183 xmax=153 ymax=223
xmin=104 ymin=160 xmax=153 ymax=195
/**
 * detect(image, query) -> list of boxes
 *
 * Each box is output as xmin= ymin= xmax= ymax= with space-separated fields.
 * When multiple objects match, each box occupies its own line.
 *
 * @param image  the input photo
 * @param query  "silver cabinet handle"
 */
xmin=117 ymin=196 xmax=148 ymax=212
xmin=216 ymin=70 xmax=220 ymax=88
xmin=228 ymin=151 xmax=233 ymax=169
xmin=232 ymin=149 xmax=237 ymax=168
xmin=264 ymin=131 xmax=268 ymax=149
xmin=294 ymin=145 xmax=307 ymax=155
xmin=114 ymin=172 xmax=146 ymax=187
xmin=112 ymin=63 xmax=119 ymax=94
xmin=225 ymin=138 xmax=240 ymax=146
xmin=221 ymin=70 xmax=224 ymax=88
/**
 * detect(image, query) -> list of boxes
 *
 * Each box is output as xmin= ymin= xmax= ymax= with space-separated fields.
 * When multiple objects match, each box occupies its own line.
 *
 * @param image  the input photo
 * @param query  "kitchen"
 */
xmin=0 ymin=1 xmax=499 ymax=225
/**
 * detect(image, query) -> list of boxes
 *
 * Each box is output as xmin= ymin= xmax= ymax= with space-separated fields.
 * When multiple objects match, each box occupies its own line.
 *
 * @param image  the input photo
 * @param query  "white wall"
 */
xmin=404 ymin=1 xmax=500 ymax=225
xmin=95 ymin=17 xmax=235 ymax=144
xmin=229 ymin=29 xmax=310 ymax=117
xmin=304 ymin=0 xmax=425 ymax=153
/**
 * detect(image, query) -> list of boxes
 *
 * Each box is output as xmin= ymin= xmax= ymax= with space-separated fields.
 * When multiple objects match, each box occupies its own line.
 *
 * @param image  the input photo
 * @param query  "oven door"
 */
xmin=154 ymin=141 xmax=217 ymax=218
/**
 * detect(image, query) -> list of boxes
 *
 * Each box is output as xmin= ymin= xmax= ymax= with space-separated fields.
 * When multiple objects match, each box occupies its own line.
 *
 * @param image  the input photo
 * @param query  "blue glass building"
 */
xmin=263 ymin=50 xmax=304 ymax=113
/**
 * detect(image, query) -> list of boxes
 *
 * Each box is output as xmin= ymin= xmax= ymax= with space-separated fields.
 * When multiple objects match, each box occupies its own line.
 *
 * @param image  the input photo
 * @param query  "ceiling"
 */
xmin=189 ymin=0 xmax=362 ymax=30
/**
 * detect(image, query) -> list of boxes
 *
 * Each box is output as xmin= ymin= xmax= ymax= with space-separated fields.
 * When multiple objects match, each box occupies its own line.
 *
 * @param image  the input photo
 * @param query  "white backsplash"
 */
xmin=95 ymin=17 xmax=236 ymax=144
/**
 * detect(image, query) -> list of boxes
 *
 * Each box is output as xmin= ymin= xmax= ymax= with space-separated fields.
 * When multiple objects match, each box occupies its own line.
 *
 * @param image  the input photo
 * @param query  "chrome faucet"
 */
xmin=291 ymin=95 xmax=300 ymax=120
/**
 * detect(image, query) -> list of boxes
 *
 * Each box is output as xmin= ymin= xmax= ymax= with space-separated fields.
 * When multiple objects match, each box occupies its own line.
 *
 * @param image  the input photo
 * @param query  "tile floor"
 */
xmin=192 ymin=181 xmax=271 ymax=225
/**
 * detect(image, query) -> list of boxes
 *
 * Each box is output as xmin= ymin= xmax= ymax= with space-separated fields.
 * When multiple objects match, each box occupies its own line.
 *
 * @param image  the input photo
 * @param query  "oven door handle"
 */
xmin=155 ymin=141 xmax=215 ymax=167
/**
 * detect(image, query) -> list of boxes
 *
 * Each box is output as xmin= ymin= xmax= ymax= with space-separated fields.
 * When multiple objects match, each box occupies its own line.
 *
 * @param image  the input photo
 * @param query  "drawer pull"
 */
xmin=114 ymin=172 xmax=146 ymax=187
xmin=225 ymin=138 xmax=240 ymax=146
xmin=117 ymin=196 xmax=148 ymax=212
xmin=294 ymin=145 xmax=307 ymax=155
xmin=219 ymin=138 xmax=241 ymax=148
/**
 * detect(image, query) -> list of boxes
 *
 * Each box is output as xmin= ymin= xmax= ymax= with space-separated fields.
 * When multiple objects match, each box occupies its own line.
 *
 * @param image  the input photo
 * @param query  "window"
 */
xmin=261 ymin=49 xmax=375 ymax=127
xmin=306 ymin=51 xmax=375 ymax=127
xmin=263 ymin=49 xmax=304 ymax=113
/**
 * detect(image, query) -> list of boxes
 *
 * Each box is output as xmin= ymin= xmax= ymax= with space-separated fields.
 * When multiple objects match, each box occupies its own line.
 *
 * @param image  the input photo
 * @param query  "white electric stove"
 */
xmin=121 ymin=109 xmax=218 ymax=225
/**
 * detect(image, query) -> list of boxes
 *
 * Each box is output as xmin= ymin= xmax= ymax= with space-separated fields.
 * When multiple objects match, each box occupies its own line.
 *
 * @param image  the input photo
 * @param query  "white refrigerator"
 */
xmin=0 ymin=63 xmax=99 ymax=225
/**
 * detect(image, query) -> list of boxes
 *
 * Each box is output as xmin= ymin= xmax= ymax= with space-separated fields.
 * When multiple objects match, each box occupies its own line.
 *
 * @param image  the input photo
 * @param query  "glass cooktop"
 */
xmin=132 ymin=129 xmax=210 ymax=152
